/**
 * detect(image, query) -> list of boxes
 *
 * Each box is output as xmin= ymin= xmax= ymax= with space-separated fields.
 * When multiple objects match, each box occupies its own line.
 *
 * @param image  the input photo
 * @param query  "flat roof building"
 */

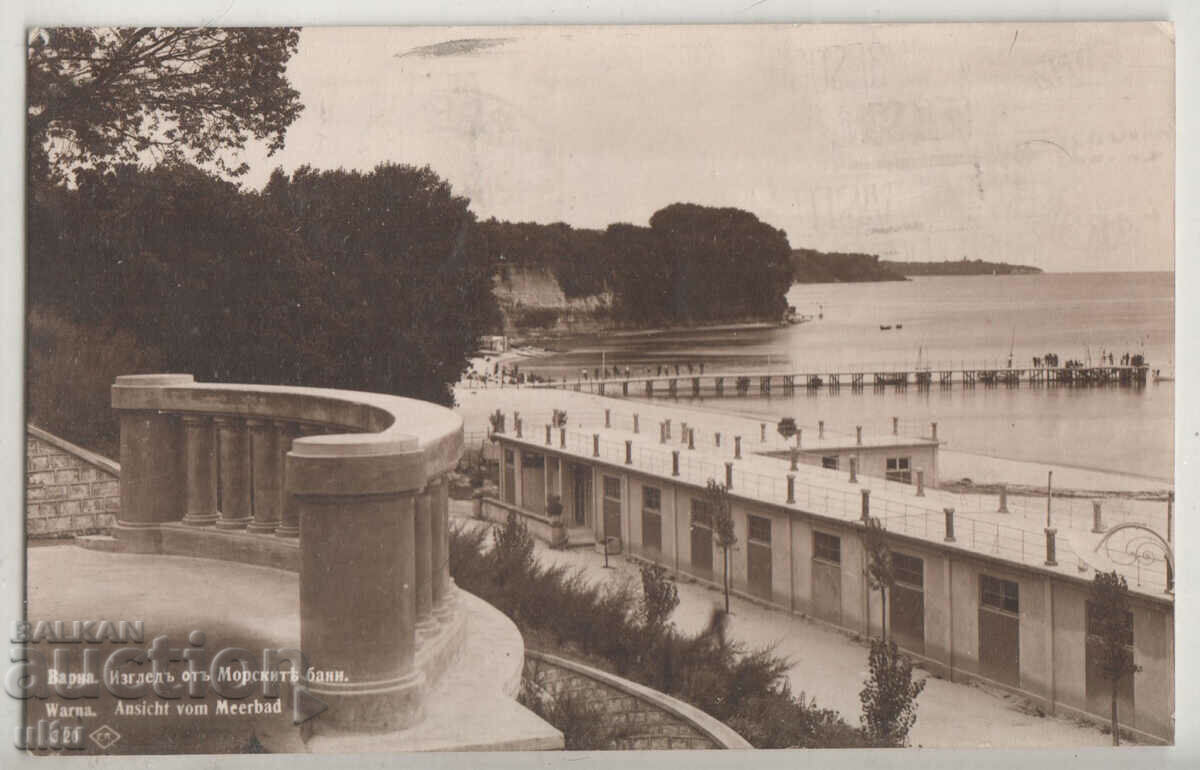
xmin=483 ymin=401 xmax=1174 ymax=744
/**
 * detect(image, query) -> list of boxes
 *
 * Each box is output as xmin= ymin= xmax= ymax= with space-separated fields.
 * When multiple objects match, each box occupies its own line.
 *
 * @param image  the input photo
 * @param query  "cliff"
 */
xmin=492 ymin=266 xmax=612 ymax=334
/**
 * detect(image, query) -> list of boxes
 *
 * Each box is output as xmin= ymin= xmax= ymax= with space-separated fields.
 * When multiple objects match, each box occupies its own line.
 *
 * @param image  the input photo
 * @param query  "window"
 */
xmin=894 ymin=553 xmax=923 ymax=588
xmin=980 ymin=575 xmax=1019 ymax=614
xmin=813 ymin=531 xmax=841 ymax=564
xmin=691 ymin=498 xmax=713 ymax=528
xmin=886 ymin=456 xmax=912 ymax=484
xmin=503 ymin=449 xmax=515 ymax=504
xmin=603 ymin=475 xmax=622 ymax=500
xmin=748 ymin=515 xmax=771 ymax=544
xmin=521 ymin=451 xmax=546 ymax=515
xmin=642 ymin=485 xmax=662 ymax=552
xmin=822 ymin=456 xmax=839 ymax=470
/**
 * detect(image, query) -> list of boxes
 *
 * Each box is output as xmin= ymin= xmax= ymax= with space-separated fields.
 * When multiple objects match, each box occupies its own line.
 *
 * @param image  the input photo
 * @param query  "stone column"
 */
xmin=215 ymin=417 xmax=252 ymax=530
xmin=111 ymin=374 xmax=194 ymax=552
xmin=181 ymin=415 xmax=218 ymax=527
xmin=414 ymin=485 xmax=436 ymax=640
xmin=430 ymin=476 xmax=454 ymax=621
xmin=274 ymin=422 xmax=302 ymax=538
xmin=289 ymin=434 xmax=428 ymax=734
xmin=247 ymin=419 xmax=282 ymax=534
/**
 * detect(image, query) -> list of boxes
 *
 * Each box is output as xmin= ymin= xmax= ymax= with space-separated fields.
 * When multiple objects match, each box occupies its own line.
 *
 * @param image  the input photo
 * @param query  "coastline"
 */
xmin=507 ymin=316 xmax=785 ymax=347
xmin=452 ymin=384 xmax=1171 ymax=497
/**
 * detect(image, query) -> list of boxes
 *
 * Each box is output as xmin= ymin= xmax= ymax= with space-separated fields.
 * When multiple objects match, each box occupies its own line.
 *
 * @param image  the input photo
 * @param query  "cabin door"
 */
xmin=690 ymin=501 xmax=714 ymax=576
xmin=571 ymin=466 xmax=591 ymax=527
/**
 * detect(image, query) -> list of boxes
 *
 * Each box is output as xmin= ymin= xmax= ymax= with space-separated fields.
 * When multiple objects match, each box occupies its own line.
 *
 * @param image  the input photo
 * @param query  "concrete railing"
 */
xmin=524 ymin=651 xmax=752 ymax=749
xmin=107 ymin=374 xmax=465 ymax=737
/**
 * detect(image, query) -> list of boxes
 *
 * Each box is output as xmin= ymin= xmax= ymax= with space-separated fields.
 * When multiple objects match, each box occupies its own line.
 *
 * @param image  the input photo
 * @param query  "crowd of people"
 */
xmin=1031 ymin=351 xmax=1144 ymax=369
xmin=578 ymin=361 xmax=708 ymax=381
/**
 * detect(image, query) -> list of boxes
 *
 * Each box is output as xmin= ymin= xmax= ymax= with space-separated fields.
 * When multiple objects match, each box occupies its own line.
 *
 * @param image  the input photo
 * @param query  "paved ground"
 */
xmin=24 ymin=545 xmax=556 ymax=754
xmin=452 ymin=502 xmax=1117 ymax=748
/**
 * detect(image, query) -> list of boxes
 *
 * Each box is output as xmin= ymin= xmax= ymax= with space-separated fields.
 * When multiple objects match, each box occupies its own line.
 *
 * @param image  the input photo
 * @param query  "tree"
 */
xmin=261 ymin=163 xmax=502 ymax=406
xmin=27 ymin=27 xmax=303 ymax=183
xmin=863 ymin=516 xmax=895 ymax=642
xmin=638 ymin=563 xmax=680 ymax=635
xmin=704 ymin=480 xmax=738 ymax=613
xmin=859 ymin=638 xmax=926 ymax=747
xmin=649 ymin=203 xmax=793 ymax=323
xmin=1088 ymin=570 xmax=1141 ymax=745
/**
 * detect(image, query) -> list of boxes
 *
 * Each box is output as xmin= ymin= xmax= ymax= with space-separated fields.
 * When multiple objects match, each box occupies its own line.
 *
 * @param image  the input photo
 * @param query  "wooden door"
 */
xmin=602 ymin=475 xmax=622 ymax=544
xmin=690 ymin=500 xmax=713 ymax=575
xmin=978 ymin=575 xmax=1020 ymax=687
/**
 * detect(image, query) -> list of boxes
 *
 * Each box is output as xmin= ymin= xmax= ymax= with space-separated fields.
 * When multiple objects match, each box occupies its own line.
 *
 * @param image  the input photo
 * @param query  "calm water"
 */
xmin=518 ymin=272 xmax=1174 ymax=479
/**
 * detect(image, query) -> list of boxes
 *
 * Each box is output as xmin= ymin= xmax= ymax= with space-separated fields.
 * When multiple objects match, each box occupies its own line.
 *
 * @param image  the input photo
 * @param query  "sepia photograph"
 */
xmin=13 ymin=17 xmax=1178 ymax=758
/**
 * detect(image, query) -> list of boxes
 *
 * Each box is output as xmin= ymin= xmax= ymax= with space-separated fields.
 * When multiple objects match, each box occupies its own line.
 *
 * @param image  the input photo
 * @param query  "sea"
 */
xmin=514 ymin=272 xmax=1174 ymax=481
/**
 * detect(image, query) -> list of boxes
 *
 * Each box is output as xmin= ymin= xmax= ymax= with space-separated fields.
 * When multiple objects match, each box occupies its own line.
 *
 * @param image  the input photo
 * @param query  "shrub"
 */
xmin=859 ymin=638 xmax=926 ymax=747
xmin=728 ymin=686 xmax=871 ymax=749
xmin=638 ymin=563 xmax=679 ymax=633
xmin=491 ymin=511 xmax=536 ymax=591
xmin=26 ymin=306 xmax=167 ymax=458
xmin=449 ymin=517 xmax=867 ymax=748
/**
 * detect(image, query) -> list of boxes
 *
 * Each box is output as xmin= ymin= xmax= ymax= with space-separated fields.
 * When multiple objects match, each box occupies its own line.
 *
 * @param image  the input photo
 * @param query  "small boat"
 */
xmin=896 ymin=324 xmax=903 ymax=329
xmin=879 ymin=324 xmax=892 ymax=331
xmin=782 ymin=306 xmax=812 ymax=325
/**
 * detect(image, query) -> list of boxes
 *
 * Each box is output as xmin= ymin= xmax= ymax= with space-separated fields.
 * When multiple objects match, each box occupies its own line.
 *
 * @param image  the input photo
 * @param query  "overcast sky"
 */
xmin=236 ymin=23 xmax=1175 ymax=272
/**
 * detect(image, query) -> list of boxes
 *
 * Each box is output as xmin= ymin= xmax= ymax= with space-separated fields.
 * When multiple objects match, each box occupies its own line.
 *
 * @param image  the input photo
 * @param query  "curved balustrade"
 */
xmin=108 ymin=374 xmax=465 ymax=737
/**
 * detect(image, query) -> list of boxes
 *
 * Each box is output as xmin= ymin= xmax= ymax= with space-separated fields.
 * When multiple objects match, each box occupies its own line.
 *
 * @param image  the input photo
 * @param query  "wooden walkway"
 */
xmin=528 ymin=365 xmax=1151 ymax=397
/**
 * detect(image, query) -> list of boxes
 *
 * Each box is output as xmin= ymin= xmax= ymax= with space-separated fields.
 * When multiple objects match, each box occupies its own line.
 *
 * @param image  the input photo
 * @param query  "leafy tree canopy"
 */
xmin=27 ymin=27 xmax=303 ymax=183
xmin=482 ymin=202 xmax=795 ymax=325
xmin=27 ymin=160 xmax=501 ymax=451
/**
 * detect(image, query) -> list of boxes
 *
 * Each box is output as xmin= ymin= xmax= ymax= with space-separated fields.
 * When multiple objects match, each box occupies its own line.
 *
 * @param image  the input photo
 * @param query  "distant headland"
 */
xmin=881 ymin=258 xmax=1043 ymax=277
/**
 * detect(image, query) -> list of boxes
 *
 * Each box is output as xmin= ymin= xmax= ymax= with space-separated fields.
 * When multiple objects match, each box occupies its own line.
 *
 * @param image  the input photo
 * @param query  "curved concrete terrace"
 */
xmin=97 ymin=373 xmax=527 ymax=747
xmin=26 ymin=545 xmax=561 ymax=753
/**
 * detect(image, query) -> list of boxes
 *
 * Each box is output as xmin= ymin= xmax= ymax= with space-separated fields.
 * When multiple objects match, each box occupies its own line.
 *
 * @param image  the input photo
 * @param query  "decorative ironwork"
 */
xmin=1093 ymin=522 xmax=1174 ymax=593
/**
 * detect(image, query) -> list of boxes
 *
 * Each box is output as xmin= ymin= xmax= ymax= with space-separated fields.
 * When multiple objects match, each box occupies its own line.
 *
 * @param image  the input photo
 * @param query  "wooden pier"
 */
xmin=535 ymin=365 xmax=1150 ymax=396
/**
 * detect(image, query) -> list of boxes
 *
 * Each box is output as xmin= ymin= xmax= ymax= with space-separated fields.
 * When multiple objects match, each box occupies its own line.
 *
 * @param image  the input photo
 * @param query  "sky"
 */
xmin=235 ymin=23 xmax=1175 ymax=272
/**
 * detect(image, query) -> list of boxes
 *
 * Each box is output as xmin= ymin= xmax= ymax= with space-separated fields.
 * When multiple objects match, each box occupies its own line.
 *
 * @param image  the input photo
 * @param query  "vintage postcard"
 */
xmin=17 ymin=22 xmax=1174 ymax=756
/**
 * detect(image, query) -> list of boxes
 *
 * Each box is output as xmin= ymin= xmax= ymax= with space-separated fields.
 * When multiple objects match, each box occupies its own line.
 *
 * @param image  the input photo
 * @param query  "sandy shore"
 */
xmin=451 ymin=384 xmax=1171 ymax=498
xmin=464 ymin=346 xmax=556 ymax=386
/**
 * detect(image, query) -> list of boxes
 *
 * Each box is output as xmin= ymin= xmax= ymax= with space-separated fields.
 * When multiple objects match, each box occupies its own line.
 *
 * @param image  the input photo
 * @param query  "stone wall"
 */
xmin=522 ymin=650 xmax=752 ymax=750
xmin=26 ymin=425 xmax=119 ymax=538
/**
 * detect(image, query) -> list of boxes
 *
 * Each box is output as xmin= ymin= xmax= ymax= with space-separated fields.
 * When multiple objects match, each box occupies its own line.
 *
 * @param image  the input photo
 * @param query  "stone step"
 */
xmin=74 ymin=534 xmax=123 ymax=552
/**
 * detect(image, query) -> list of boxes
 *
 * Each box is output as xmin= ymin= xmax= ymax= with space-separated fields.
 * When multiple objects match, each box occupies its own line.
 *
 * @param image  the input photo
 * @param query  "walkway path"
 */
xmin=452 ymin=502 xmax=1117 ymax=748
